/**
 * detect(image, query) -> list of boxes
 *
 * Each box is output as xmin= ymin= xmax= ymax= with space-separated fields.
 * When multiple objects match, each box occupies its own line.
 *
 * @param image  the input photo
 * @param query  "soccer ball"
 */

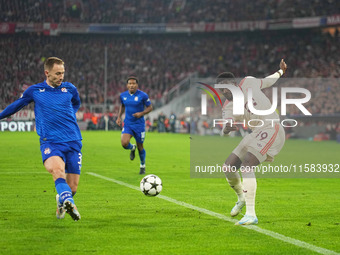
xmin=140 ymin=174 xmax=162 ymax=196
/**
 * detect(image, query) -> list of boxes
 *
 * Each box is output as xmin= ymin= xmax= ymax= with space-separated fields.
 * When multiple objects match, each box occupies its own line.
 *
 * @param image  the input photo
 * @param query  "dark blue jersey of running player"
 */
xmin=0 ymin=81 xmax=82 ymax=144
xmin=120 ymin=89 xmax=151 ymax=126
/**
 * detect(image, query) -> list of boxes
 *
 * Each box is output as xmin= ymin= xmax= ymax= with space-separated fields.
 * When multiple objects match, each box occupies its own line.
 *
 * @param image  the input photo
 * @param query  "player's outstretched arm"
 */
xmin=116 ymin=104 xmax=125 ymax=127
xmin=279 ymin=59 xmax=288 ymax=73
xmin=261 ymin=59 xmax=287 ymax=89
xmin=0 ymin=91 xmax=33 ymax=120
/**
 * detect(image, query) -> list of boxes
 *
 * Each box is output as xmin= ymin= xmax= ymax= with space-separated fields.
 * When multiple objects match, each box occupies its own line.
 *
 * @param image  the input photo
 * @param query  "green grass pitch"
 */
xmin=0 ymin=131 xmax=339 ymax=255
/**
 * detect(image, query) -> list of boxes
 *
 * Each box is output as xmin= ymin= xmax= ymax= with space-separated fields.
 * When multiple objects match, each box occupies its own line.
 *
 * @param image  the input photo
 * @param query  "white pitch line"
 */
xmin=87 ymin=172 xmax=339 ymax=255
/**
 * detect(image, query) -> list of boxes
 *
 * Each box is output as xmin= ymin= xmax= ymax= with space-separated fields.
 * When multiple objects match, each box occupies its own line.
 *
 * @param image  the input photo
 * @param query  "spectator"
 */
xmin=158 ymin=112 xmax=166 ymax=133
xmin=87 ymin=119 xmax=97 ymax=130
xmin=169 ymin=112 xmax=177 ymax=133
xmin=145 ymin=117 xmax=152 ymax=132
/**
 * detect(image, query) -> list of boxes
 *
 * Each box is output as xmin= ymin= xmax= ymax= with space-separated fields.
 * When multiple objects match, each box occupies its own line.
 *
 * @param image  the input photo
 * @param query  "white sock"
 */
xmin=230 ymin=182 xmax=245 ymax=202
xmin=223 ymin=164 xmax=244 ymax=202
xmin=242 ymin=172 xmax=257 ymax=217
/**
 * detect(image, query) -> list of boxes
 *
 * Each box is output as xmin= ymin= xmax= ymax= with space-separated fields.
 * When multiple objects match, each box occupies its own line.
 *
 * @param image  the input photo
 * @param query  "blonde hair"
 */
xmin=44 ymin=57 xmax=64 ymax=70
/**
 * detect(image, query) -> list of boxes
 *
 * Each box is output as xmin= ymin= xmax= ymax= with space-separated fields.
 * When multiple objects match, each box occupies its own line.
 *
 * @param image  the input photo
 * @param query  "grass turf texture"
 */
xmin=0 ymin=131 xmax=339 ymax=255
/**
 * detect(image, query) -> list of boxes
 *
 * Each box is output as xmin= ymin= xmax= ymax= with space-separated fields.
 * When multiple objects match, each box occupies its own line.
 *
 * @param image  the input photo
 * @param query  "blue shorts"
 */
xmin=40 ymin=141 xmax=82 ymax=175
xmin=122 ymin=125 xmax=146 ymax=144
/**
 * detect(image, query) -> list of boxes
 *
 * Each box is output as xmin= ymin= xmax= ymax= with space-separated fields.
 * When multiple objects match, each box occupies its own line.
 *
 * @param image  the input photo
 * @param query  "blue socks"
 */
xmin=123 ymin=143 xmax=145 ymax=165
xmin=123 ymin=143 xmax=133 ymax=150
xmin=139 ymin=149 xmax=146 ymax=165
xmin=55 ymin=178 xmax=74 ymax=204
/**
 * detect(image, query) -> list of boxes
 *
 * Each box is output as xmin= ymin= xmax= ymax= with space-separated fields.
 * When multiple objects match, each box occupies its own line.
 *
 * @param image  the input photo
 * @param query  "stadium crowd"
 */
xmin=0 ymin=0 xmax=339 ymax=23
xmin=0 ymin=29 xmax=339 ymax=115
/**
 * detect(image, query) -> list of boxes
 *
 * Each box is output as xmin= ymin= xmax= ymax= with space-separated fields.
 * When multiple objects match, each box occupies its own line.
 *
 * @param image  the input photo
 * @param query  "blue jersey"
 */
xmin=0 ymin=81 xmax=82 ymax=144
xmin=120 ymin=89 xmax=151 ymax=126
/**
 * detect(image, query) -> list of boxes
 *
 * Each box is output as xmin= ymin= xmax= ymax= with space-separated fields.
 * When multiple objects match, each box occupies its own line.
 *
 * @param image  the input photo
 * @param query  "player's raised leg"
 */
xmin=64 ymin=173 xmax=81 ymax=220
xmin=44 ymin=156 xmax=80 ymax=221
xmin=223 ymin=153 xmax=245 ymax=216
xmin=55 ymin=194 xmax=65 ymax=219
xmin=64 ymin=147 xmax=82 ymax=221
xmin=66 ymin=173 xmax=80 ymax=196
xmin=137 ymin=143 xmax=146 ymax=175
xmin=235 ymin=152 xmax=259 ymax=225
xmin=121 ymin=133 xmax=136 ymax=160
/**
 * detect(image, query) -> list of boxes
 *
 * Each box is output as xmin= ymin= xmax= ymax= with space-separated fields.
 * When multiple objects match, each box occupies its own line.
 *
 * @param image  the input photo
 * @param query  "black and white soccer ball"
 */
xmin=140 ymin=174 xmax=162 ymax=196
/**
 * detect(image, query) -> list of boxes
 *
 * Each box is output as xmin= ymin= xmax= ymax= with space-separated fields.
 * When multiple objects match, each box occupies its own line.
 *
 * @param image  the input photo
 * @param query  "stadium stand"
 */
xmin=0 ymin=29 xmax=339 ymax=114
xmin=1 ymin=0 xmax=339 ymax=23
xmin=0 ymin=0 xmax=339 ymax=137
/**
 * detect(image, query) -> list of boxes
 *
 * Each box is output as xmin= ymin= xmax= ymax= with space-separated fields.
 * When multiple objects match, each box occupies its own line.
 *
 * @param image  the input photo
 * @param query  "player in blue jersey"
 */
xmin=0 ymin=57 xmax=82 ymax=221
xmin=116 ymin=76 xmax=153 ymax=175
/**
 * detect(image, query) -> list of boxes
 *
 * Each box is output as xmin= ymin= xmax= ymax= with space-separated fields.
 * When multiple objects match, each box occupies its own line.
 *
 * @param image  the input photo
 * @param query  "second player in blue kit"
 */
xmin=116 ymin=76 xmax=153 ymax=174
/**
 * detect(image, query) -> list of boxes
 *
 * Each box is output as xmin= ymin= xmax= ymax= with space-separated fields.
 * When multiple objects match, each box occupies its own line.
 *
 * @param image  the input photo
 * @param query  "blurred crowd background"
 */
xmin=1 ymin=31 xmax=339 ymax=110
xmin=1 ymin=0 xmax=338 ymax=23
xmin=0 ymin=0 xmax=339 ymax=140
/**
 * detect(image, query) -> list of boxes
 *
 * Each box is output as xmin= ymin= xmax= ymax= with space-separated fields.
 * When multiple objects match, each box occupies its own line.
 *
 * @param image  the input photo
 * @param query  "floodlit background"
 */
xmin=0 ymin=1 xmax=339 ymax=254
